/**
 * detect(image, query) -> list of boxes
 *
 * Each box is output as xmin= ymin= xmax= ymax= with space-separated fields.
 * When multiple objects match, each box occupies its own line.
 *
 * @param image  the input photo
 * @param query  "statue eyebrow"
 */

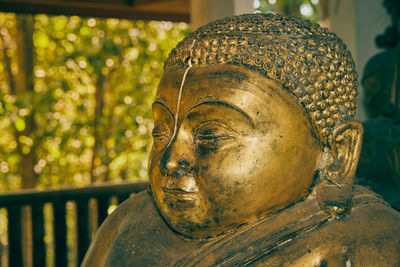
xmin=152 ymin=101 xmax=174 ymax=119
xmin=184 ymin=100 xmax=255 ymax=127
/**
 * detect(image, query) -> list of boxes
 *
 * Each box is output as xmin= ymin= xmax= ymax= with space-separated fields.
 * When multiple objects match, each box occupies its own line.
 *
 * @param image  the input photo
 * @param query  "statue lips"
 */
xmin=162 ymin=186 xmax=201 ymax=208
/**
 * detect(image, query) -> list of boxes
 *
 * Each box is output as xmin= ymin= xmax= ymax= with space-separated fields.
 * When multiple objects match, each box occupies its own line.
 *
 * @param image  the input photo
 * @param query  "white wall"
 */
xmin=190 ymin=0 xmax=254 ymax=30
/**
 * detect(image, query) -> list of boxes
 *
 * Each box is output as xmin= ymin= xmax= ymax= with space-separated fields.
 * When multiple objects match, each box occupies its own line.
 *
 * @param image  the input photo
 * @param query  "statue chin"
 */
xmin=82 ymin=13 xmax=400 ymax=266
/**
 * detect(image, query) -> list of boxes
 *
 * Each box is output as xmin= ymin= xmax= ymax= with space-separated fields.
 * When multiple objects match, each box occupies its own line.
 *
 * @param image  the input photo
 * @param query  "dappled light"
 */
xmin=0 ymin=13 xmax=189 ymax=191
xmin=254 ymin=0 xmax=319 ymax=22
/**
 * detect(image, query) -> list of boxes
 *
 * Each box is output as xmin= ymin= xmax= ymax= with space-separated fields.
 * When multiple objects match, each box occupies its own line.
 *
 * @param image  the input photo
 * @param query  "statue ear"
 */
xmin=317 ymin=121 xmax=363 ymax=216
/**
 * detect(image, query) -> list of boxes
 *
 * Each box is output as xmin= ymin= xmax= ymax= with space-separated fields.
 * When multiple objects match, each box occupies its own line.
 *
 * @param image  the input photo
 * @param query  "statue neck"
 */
xmin=175 ymin=195 xmax=329 ymax=266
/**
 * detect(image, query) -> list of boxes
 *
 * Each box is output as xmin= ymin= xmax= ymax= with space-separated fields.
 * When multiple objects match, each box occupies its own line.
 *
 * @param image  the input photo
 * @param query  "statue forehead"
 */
xmin=155 ymin=64 xmax=306 ymax=124
xmin=161 ymin=65 xmax=249 ymax=85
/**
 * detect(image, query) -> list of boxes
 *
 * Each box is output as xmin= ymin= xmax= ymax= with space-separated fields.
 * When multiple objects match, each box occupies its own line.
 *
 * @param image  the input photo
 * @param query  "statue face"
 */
xmin=149 ymin=64 xmax=321 ymax=238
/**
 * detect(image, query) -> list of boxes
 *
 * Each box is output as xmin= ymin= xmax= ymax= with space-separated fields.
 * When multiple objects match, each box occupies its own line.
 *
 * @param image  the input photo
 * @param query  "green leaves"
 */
xmin=0 ymin=13 xmax=190 ymax=189
xmin=33 ymin=31 xmax=49 ymax=48
xmin=14 ymin=117 xmax=25 ymax=131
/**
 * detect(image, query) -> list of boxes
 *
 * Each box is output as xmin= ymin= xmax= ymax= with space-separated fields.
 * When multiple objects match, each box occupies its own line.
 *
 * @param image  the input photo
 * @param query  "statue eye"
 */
xmin=152 ymin=121 xmax=171 ymax=144
xmin=195 ymin=122 xmax=236 ymax=149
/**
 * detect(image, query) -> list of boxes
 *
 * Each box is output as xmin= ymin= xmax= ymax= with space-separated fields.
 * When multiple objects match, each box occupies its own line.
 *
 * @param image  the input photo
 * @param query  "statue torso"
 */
xmin=82 ymin=187 xmax=400 ymax=266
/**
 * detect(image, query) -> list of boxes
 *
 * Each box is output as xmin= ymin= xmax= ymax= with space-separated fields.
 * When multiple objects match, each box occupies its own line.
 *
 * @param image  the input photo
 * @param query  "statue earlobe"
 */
xmin=317 ymin=121 xmax=364 ymax=216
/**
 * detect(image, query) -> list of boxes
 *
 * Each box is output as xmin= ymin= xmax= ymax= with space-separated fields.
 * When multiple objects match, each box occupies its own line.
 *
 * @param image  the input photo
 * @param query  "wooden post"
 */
xmin=31 ymin=204 xmax=45 ymax=267
xmin=7 ymin=206 xmax=23 ymax=267
xmin=53 ymin=201 xmax=67 ymax=267
xmin=97 ymin=197 xmax=110 ymax=227
xmin=76 ymin=199 xmax=90 ymax=265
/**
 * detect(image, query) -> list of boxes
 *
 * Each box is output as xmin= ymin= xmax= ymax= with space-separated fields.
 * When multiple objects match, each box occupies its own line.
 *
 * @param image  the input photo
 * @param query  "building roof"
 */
xmin=0 ymin=0 xmax=190 ymax=22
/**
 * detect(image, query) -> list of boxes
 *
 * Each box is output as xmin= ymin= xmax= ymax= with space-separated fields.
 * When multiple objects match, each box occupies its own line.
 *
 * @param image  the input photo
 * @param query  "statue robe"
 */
xmin=82 ymin=186 xmax=400 ymax=266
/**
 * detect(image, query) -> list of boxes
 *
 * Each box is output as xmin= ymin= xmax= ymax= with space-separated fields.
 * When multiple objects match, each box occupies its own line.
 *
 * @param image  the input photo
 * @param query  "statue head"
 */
xmin=149 ymin=13 xmax=363 ymax=238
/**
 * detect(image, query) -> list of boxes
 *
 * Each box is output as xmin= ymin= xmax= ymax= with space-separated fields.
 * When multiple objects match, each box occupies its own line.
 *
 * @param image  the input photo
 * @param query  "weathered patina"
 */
xmin=82 ymin=14 xmax=400 ymax=266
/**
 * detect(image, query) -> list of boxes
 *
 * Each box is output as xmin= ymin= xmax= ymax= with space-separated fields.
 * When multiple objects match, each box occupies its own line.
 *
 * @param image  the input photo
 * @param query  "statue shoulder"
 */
xmin=81 ymin=190 xmax=155 ymax=267
xmin=257 ymin=187 xmax=400 ymax=266
xmin=322 ymin=187 xmax=400 ymax=265
xmin=345 ymin=190 xmax=400 ymax=264
xmin=349 ymin=185 xmax=400 ymax=233
xmin=82 ymin=190 xmax=202 ymax=266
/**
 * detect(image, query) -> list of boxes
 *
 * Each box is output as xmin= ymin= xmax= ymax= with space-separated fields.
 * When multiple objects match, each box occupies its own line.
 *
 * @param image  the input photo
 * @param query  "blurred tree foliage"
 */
xmin=0 ymin=13 xmax=189 ymax=190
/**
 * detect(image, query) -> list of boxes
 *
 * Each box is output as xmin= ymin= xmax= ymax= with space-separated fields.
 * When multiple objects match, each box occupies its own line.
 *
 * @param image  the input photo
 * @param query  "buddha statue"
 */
xmin=82 ymin=14 xmax=400 ymax=266
xmin=356 ymin=41 xmax=400 ymax=210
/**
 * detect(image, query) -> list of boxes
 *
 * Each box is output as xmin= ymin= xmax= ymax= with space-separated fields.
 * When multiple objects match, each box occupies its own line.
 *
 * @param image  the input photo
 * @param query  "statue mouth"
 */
xmin=162 ymin=187 xmax=201 ymax=201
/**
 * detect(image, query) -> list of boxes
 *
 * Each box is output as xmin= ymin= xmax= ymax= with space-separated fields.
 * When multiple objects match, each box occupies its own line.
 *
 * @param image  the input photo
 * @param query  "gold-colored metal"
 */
xmin=166 ymin=13 xmax=358 ymax=142
xmin=82 ymin=14 xmax=400 ymax=266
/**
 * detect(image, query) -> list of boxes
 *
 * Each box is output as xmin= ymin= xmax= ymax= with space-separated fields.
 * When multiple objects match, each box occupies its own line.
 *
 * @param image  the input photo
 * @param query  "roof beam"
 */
xmin=0 ymin=0 xmax=190 ymax=22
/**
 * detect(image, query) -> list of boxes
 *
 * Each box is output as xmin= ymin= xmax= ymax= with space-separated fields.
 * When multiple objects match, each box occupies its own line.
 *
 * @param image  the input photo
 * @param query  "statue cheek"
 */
xmin=148 ymin=152 xmax=161 ymax=177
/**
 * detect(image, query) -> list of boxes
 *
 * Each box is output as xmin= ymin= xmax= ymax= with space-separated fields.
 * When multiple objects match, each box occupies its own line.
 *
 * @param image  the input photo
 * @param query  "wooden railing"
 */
xmin=0 ymin=182 xmax=148 ymax=267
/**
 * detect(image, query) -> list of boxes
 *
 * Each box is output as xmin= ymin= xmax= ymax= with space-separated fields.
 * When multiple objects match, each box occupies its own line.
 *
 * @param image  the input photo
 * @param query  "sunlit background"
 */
xmin=254 ymin=0 xmax=319 ymax=22
xmin=0 ymin=14 xmax=189 ymax=191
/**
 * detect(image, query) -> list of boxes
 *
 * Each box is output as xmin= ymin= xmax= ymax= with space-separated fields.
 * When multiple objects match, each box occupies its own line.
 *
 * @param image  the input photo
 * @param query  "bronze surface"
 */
xmin=150 ymin=65 xmax=321 ymax=238
xmin=82 ymin=13 xmax=400 ymax=266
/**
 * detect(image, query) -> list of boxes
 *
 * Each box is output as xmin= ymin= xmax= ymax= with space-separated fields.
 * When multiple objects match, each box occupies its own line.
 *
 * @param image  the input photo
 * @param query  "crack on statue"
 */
xmin=168 ymin=38 xmax=197 ymax=149
xmin=81 ymin=13 xmax=400 ymax=267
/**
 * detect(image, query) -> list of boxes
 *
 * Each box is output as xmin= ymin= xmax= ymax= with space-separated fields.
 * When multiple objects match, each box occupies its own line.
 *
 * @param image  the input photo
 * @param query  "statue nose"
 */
xmin=160 ymin=139 xmax=194 ymax=177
